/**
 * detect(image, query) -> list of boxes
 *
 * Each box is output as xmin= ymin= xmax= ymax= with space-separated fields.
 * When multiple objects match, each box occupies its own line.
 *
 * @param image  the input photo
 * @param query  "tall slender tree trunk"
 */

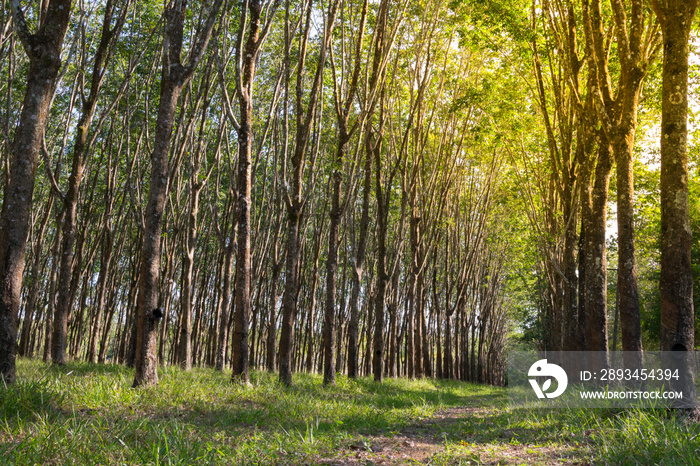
xmin=278 ymin=200 xmax=302 ymax=382
xmin=89 ymin=227 xmax=113 ymax=363
xmin=562 ymin=202 xmax=578 ymax=351
xmin=584 ymin=141 xmax=612 ymax=371
xmin=362 ymin=281 xmax=374 ymax=377
xmin=0 ymin=0 xmax=72 ymax=383
xmin=324 ymin=0 xmax=365 ymax=385
xmin=53 ymin=0 xmax=126 ymax=366
xmin=19 ymin=193 xmax=55 ymax=357
xmin=216 ymin=235 xmax=235 ymax=370
xmin=305 ymin=247 xmax=321 ymax=373
xmin=415 ymin=268 xmax=425 ymax=377
xmin=179 ymin=184 xmax=202 ymax=370
xmin=44 ymin=217 xmax=63 ymax=363
xmin=134 ymin=0 xmax=221 ymax=387
xmin=372 ymin=133 xmax=388 ymax=383
xmin=388 ymin=270 xmax=400 ymax=377
xmin=133 ymin=78 xmax=181 ymax=387
xmin=609 ymin=0 xmax=655 ymax=372
xmin=614 ymin=126 xmax=643 ymax=368
xmin=444 ymin=308 xmax=454 ymax=379
xmin=651 ymin=0 xmax=698 ymax=407
xmin=584 ymin=0 xmax=658 ymax=370
xmin=278 ymin=0 xmax=336 ymax=386
xmin=266 ymin=261 xmax=282 ymax=371
xmin=347 ymin=77 xmax=371 ymax=378
xmin=405 ymin=283 xmax=415 ymax=377
xmin=322 ymin=131 xmax=345 ymax=385
xmin=347 ymin=262 xmax=364 ymax=379
xmin=420 ymin=276 xmax=431 ymax=377
xmin=574 ymin=84 xmax=597 ymax=354
xmin=232 ymin=59 xmax=255 ymax=384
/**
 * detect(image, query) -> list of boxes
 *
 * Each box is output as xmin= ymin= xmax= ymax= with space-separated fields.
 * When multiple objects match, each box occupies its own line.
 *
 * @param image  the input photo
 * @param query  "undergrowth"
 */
xmin=1 ymin=359 xmax=698 ymax=465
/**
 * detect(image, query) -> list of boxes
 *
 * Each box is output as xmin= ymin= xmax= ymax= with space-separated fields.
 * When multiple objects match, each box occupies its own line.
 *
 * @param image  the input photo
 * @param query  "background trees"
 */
xmin=1 ymin=0 xmax=698 ymax=390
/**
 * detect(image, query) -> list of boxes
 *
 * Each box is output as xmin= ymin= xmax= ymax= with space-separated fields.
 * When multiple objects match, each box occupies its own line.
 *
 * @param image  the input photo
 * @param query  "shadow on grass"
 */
xmin=0 ymin=361 xmax=595 ymax=463
xmin=13 ymin=357 xmax=132 ymax=381
xmin=344 ymin=376 xmax=506 ymax=411
xmin=140 ymin=374 xmax=511 ymax=442
xmin=7 ymin=361 xmax=700 ymax=465
xmin=46 ymin=360 xmax=132 ymax=378
xmin=0 ymin=378 xmax=65 ymax=422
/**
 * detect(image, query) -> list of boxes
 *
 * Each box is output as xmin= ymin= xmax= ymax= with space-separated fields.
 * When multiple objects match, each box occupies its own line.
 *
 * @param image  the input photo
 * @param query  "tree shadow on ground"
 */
xmin=0 ymin=378 xmax=66 ymax=422
xmin=16 ymin=358 xmax=131 ymax=379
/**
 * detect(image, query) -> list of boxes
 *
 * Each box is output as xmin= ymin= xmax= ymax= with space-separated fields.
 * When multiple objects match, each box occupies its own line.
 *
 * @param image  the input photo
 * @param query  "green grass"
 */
xmin=1 ymin=359 xmax=698 ymax=465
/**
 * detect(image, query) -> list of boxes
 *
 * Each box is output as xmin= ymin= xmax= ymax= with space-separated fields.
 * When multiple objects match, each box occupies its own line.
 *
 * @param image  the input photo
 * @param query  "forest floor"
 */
xmin=1 ymin=359 xmax=699 ymax=465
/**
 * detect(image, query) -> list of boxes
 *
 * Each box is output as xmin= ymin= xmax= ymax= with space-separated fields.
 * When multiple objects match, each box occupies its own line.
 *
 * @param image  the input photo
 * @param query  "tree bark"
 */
xmin=609 ymin=0 xmax=655 ymax=372
xmin=372 ymin=132 xmax=388 ymax=383
xmin=216 ymin=218 xmax=236 ymax=371
xmin=134 ymin=0 xmax=221 ymax=387
xmin=0 ymin=0 xmax=72 ymax=384
xmin=88 ymin=226 xmax=113 ymax=363
xmin=178 ymin=182 xmax=202 ymax=370
xmin=651 ymin=0 xmax=698 ymax=407
xmin=278 ymin=0 xmax=335 ymax=386
xmin=133 ymin=76 xmax=181 ymax=387
xmin=19 ymin=193 xmax=55 ymax=358
xmin=322 ymin=147 xmax=343 ymax=384
xmin=584 ymin=141 xmax=612 ymax=371
xmin=53 ymin=0 xmax=127 ymax=366
xmin=232 ymin=31 xmax=256 ymax=385
xmin=347 ymin=120 xmax=371 ymax=378
xmin=583 ymin=0 xmax=659 ymax=370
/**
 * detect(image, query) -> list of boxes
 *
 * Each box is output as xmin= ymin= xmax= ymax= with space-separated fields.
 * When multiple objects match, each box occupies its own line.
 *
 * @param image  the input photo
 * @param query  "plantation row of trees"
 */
xmin=0 ymin=0 xmax=697 ymax=396
xmin=521 ymin=0 xmax=699 ymax=401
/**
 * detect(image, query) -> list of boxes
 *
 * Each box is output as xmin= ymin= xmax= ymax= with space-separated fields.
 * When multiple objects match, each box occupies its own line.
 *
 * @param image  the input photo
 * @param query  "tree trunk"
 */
xmin=0 ymin=0 xmax=72 ymax=383
xmin=216 ymin=233 xmax=235 ymax=370
xmin=584 ymin=141 xmax=612 ymax=371
xmin=347 ymin=54 xmax=372 ymax=378
xmin=19 ymin=193 xmax=55 ymax=358
xmin=322 ymin=132 xmax=344 ymax=384
xmin=232 ymin=36 xmax=255 ymax=383
xmin=133 ymin=76 xmax=181 ymax=387
xmin=134 ymin=0 xmax=221 ymax=386
xmin=583 ymin=0 xmax=657 ymax=369
xmin=609 ymin=0 xmax=654 ymax=372
xmin=88 ymin=228 xmax=113 ymax=363
xmin=179 ymin=182 xmax=202 ymax=370
xmin=652 ymin=0 xmax=698 ymax=407
xmin=53 ymin=0 xmax=126 ymax=366
xmin=266 ymin=261 xmax=282 ymax=371
xmin=278 ymin=0 xmax=336 ymax=386
xmin=372 ymin=133 xmax=388 ymax=383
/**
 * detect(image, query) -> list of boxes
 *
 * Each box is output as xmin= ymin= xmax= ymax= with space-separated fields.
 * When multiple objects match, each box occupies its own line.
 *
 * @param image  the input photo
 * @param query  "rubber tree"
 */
xmin=278 ymin=0 xmax=339 ymax=386
xmin=586 ymin=0 xmax=660 ymax=372
xmin=230 ymin=0 xmax=282 ymax=384
xmin=651 ymin=0 xmax=699 ymax=408
xmin=52 ymin=0 xmax=131 ymax=366
xmin=323 ymin=0 xmax=368 ymax=385
xmin=133 ymin=0 xmax=222 ymax=388
xmin=0 ymin=0 xmax=73 ymax=384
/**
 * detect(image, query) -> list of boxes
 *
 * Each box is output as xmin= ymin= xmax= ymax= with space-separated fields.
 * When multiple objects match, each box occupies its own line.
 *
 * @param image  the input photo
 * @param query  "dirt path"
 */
xmin=317 ymin=407 xmax=592 ymax=465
